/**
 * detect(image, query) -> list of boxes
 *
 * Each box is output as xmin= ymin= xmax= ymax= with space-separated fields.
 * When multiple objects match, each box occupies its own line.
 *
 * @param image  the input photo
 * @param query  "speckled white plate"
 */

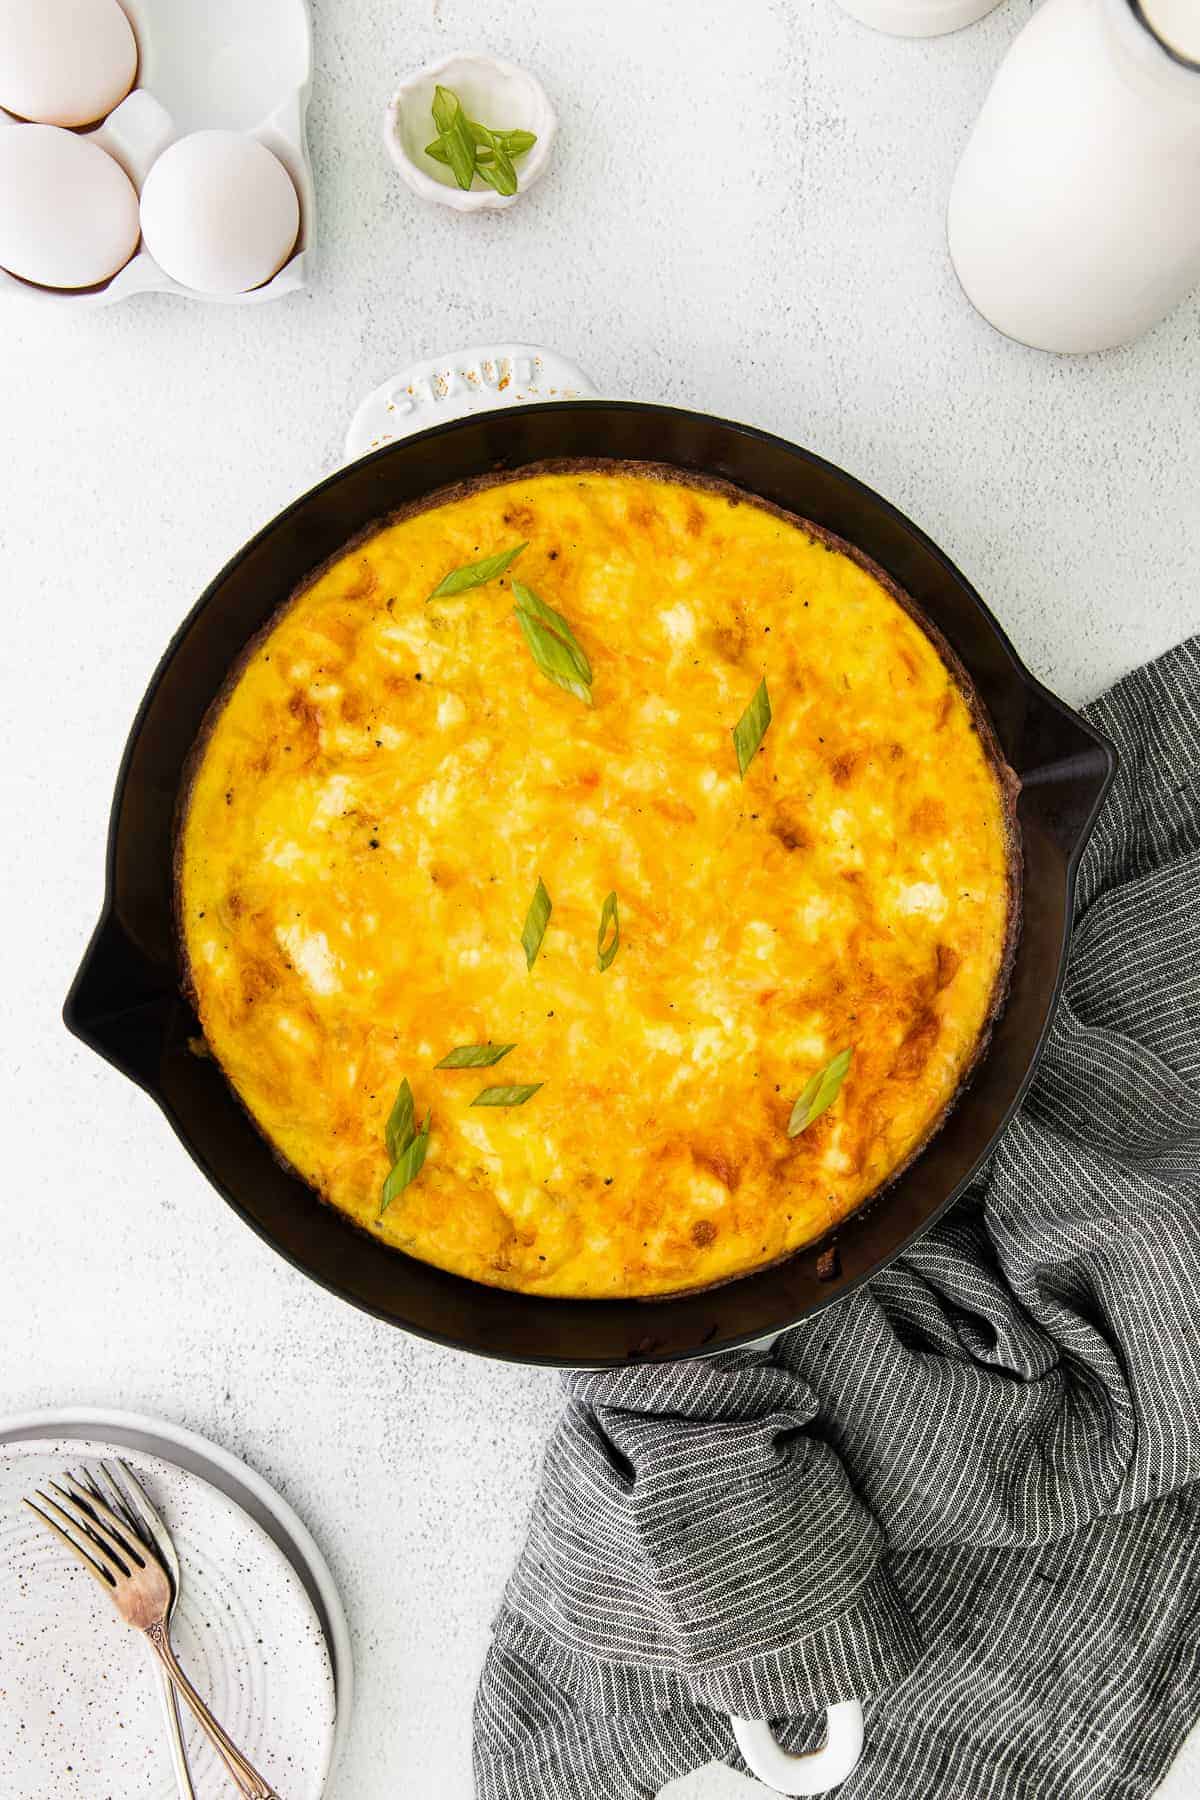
xmin=0 ymin=1437 xmax=336 ymax=1798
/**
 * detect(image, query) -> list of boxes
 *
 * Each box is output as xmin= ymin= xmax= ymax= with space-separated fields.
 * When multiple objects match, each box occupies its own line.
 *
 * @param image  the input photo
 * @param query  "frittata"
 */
xmin=178 ymin=464 xmax=1019 ymax=1298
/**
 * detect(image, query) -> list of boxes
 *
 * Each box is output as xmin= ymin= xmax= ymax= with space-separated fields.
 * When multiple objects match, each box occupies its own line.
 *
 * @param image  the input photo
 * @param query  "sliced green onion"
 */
xmin=381 ymin=1079 xmax=432 ymax=1215
xmin=430 ymin=84 xmax=457 ymax=135
xmin=497 ymin=129 xmax=537 ymax=156
xmin=429 ymin=85 xmax=476 ymax=189
xmin=469 ymin=122 xmax=518 ymax=196
xmin=380 ymin=1108 xmax=432 ymax=1213
xmin=428 ymin=541 xmax=526 ymax=601
xmin=513 ymin=584 xmax=593 ymax=681
xmin=476 ymin=157 xmax=518 ymax=198
xmin=787 ymin=1048 xmax=854 ymax=1138
xmin=732 ymin=675 xmax=772 ymax=779
xmin=597 ymin=891 xmax=619 ymax=972
xmin=435 ymin=1042 xmax=516 ymax=1069
xmin=471 ymin=1084 xmax=543 ymax=1107
xmin=385 ymin=1077 xmax=415 ymax=1164
xmin=512 ymin=581 xmax=593 ymax=706
xmin=521 ymin=876 xmax=552 ymax=970
xmin=465 ymin=121 xmax=537 ymax=158
xmin=426 ymin=137 xmax=497 ymax=167
xmin=426 ymin=90 xmax=536 ymax=191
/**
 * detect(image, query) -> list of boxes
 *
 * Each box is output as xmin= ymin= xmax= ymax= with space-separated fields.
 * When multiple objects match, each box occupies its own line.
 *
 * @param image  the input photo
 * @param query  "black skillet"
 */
xmin=64 ymin=401 xmax=1117 ymax=1367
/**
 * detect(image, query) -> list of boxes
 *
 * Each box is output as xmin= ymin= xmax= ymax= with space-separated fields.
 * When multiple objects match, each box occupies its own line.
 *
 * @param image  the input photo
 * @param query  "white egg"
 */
xmin=0 ymin=0 xmax=137 ymax=128
xmin=139 ymin=132 xmax=300 ymax=295
xmin=0 ymin=123 xmax=139 ymax=287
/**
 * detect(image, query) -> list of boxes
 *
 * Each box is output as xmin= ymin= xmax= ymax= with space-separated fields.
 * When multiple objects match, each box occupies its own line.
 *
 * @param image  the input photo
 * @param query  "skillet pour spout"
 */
xmin=64 ymin=402 xmax=1117 ymax=1368
xmin=68 ymin=910 xmax=175 ymax=1093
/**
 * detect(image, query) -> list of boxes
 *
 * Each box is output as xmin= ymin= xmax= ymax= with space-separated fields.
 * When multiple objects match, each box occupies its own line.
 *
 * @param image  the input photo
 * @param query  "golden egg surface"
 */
xmin=178 ymin=465 xmax=1019 ymax=1298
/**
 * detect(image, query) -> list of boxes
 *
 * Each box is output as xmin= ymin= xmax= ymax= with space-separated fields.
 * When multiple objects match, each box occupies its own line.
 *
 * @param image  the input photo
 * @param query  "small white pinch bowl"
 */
xmin=383 ymin=52 xmax=556 ymax=212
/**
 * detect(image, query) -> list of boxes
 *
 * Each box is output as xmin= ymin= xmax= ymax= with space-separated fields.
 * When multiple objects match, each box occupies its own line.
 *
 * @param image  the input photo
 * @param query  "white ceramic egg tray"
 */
xmin=0 ymin=0 xmax=314 ymax=307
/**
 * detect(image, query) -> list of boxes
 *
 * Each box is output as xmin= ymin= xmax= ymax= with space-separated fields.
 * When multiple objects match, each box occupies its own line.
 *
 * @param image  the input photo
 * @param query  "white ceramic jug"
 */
xmin=948 ymin=0 xmax=1200 ymax=351
xmin=833 ymin=0 xmax=1002 ymax=36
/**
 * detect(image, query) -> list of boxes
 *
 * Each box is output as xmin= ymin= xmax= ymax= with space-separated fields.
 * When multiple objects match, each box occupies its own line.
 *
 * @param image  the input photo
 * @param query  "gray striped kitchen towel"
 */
xmin=474 ymin=635 xmax=1200 ymax=1800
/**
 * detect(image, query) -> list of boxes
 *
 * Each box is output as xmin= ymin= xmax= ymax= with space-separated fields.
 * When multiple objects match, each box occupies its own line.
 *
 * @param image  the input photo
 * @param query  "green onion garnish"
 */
xmin=732 ymin=675 xmax=772 ymax=778
xmin=435 ymin=1043 xmax=516 ymax=1069
xmin=469 ymin=121 xmax=519 ymax=197
xmin=787 ymin=1048 xmax=854 ymax=1138
xmin=492 ymin=128 xmax=537 ymax=157
xmin=427 ymin=84 xmax=478 ymax=191
xmin=428 ymin=541 xmax=526 ymax=601
xmin=429 ymin=125 xmax=536 ymax=166
xmin=424 ymin=86 xmax=538 ymax=193
xmin=597 ymin=891 xmax=619 ymax=971
xmin=381 ymin=1077 xmax=432 ymax=1214
xmin=381 ymin=1116 xmax=431 ymax=1211
xmin=471 ymin=1084 xmax=543 ymax=1107
xmin=521 ymin=876 xmax=552 ymax=970
xmin=512 ymin=581 xmax=593 ymax=706
xmin=385 ymin=1077 xmax=415 ymax=1163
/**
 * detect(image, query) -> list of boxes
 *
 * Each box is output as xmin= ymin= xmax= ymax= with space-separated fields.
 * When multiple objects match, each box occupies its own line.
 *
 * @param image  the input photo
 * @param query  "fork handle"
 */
xmin=152 ymin=1658 xmax=196 ymax=1799
xmin=144 ymin=1623 xmax=283 ymax=1800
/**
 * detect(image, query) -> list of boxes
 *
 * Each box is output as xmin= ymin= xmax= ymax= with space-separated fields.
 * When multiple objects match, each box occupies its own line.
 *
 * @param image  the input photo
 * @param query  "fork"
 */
xmin=73 ymin=1462 xmax=195 ymax=1799
xmin=23 ymin=1472 xmax=283 ymax=1799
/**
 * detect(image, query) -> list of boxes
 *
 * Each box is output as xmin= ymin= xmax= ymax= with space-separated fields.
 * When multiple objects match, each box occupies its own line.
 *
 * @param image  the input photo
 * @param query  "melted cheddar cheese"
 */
xmin=179 ymin=467 xmax=1017 ymax=1297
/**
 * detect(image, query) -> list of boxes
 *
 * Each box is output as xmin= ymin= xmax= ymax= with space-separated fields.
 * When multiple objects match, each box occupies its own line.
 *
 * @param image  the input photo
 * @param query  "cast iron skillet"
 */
xmin=64 ymin=402 xmax=1117 ymax=1367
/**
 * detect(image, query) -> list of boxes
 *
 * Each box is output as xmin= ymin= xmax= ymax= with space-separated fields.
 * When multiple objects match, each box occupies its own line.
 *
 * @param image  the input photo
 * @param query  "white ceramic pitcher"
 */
xmin=948 ymin=0 xmax=1200 ymax=351
xmin=832 ymin=0 xmax=1002 ymax=36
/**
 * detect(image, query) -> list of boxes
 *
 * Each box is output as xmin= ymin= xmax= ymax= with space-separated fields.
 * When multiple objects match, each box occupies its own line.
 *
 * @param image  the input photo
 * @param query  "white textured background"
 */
xmin=1 ymin=0 xmax=1198 ymax=1796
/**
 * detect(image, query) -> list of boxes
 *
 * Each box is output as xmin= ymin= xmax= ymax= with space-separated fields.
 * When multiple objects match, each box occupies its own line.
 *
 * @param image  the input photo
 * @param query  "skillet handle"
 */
xmin=64 ymin=907 xmax=175 ymax=1090
xmin=343 ymin=343 xmax=598 ymax=463
xmin=731 ymin=1703 xmax=864 ymax=1795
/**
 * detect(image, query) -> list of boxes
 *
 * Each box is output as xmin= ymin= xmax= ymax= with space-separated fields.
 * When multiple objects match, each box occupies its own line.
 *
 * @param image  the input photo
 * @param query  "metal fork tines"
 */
xmin=24 ymin=1464 xmax=282 ymax=1799
xmin=68 ymin=1461 xmax=196 ymax=1800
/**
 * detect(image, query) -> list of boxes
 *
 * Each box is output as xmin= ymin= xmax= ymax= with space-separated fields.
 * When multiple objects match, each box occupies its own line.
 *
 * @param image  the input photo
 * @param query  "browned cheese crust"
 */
xmin=176 ymin=462 xmax=1021 ymax=1298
